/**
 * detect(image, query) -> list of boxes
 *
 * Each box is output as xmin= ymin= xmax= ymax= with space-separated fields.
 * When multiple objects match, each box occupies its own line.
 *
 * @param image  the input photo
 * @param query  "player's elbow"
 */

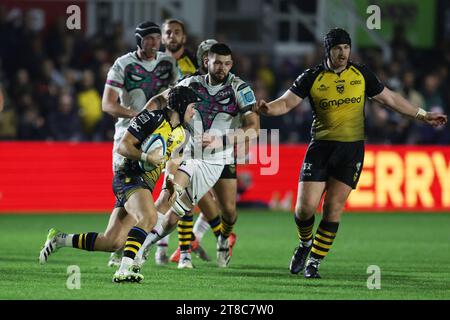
xmin=117 ymin=142 xmax=130 ymax=158
xmin=102 ymin=101 xmax=114 ymax=115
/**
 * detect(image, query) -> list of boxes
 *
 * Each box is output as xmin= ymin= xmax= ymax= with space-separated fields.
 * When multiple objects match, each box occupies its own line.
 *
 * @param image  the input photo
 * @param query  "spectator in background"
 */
xmin=12 ymin=69 xmax=33 ymax=101
xmin=34 ymin=60 xmax=60 ymax=117
xmin=48 ymin=90 xmax=83 ymax=141
xmin=255 ymin=53 xmax=276 ymax=98
xmin=18 ymin=103 xmax=47 ymax=140
xmin=76 ymin=70 xmax=102 ymax=138
xmin=422 ymin=73 xmax=445 ymax=112
xmin=390 ymin=24 xmax=413 ymax=64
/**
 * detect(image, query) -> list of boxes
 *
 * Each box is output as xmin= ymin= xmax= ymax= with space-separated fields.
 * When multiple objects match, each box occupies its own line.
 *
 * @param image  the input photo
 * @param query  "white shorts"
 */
xmin=178 ymin=159 xmax=224 ymax=205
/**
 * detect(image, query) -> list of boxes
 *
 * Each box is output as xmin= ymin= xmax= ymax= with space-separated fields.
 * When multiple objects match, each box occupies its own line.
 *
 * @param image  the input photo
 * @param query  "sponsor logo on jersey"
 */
xmin=138 ymin=112 xmax=152 ymax=124
xmin=318 ymin=96 xmax=362 ymax=109
xmin=350 ymin=80 xmax=362 ymax=85
xmin=317 ymin=84 xmax=329 ymax=91
xmin=244 ymin=91 xmax=256 ymax=104
xmin=336 ymin=84 xmax=345 ymax=94
xmin=130 ymin=121 xmax=142 ymax=132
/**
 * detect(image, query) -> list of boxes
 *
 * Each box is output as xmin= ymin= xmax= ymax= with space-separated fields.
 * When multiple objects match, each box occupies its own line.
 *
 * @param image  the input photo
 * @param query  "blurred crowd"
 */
xmin=0 ymin=6 xmax=449 ymax=144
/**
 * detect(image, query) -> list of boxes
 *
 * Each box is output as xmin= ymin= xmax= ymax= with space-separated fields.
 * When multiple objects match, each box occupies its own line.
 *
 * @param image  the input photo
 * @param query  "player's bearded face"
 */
xmin=162 ymin=23 xmax=186 ymax=53
xmin=330 ymin=44 xmax=350 ymax=68
xmin=141 ymin=34 xmax=161 ymax=59
xmin=208 ymin=54 xmax=233 ymax=83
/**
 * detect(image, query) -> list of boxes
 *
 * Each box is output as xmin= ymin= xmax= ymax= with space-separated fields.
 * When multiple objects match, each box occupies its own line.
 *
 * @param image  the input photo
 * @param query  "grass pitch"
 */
xmin=0 ymin=211 xmax=449 ymax=300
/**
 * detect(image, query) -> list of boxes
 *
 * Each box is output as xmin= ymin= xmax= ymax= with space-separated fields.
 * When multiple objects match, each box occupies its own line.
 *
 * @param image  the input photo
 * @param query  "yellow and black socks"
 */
xmin=123 ymin=227 xmax=148 ymax=260
xmin=178 ymin=215 xmax=193 ymax=252
xmin=294 ymin=215 xmax=315 ymax=246
xmin=310 ymin=220 xmax=339 ymax=261
xmin=208 ymin=216 xmax=222 ymax=238
xmin=220 ymin=217 xmax=235 ymax=239
xmin=72 ymin=233 xmax=98 ymax=251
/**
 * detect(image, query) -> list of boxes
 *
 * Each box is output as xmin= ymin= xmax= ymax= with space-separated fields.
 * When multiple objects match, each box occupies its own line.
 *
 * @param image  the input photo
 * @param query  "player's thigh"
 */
xmin=179 ymin=159 xmax=223 ymax=205
xmin=322 ymin=177 xmax=352 ymax=220
xmin=213 ymin=178 xmax=237 ymax=215
xmin=295 ymin=181 xmax=326 ymax=216
xmin=329 ymin=141 xmax=364 ymax=189
xmin=198 ymin=190 xmax=220 ymax=220
xmin=125 ymin=188 xmax=157 ymax=225
xmin=103 ymin=207 xmax=137 ymax=241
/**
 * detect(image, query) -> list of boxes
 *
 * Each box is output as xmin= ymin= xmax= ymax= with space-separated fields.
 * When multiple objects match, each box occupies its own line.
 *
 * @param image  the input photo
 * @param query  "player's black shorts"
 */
xmin=113 ymin=172 xmax=152 ymax=208
xmin=299 ymin=140 xmax=365 ymax=189
xmin=219 ymin=164 xmax=237 ymax=179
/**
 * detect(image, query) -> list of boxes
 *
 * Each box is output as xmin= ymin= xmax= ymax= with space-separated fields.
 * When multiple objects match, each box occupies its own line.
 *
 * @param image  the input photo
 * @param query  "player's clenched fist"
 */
xmin=253 ymin=100 xmax=270 ymax=115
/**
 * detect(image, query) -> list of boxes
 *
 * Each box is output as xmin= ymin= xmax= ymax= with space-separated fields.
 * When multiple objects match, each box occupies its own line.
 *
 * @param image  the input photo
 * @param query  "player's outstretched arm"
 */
xmin=372 ymin=87 xmax=448 ymax=127
xmin=255 ymin=90 xmax=302 ymax=116
xmin=144 ymin=88 xmax=171 ymax=111
xmin=102 ymin=86 xmax=138 ymax=118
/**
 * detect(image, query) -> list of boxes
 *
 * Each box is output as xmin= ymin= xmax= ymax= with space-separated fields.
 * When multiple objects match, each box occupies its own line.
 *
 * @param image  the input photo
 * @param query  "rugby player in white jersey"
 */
xmin=134 ymin=43 xmax=259 ymax=270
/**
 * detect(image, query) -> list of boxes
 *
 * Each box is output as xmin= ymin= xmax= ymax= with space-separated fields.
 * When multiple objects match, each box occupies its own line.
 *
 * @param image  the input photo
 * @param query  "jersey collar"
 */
xmin=323 ymin=59 xmax=352 ymax=74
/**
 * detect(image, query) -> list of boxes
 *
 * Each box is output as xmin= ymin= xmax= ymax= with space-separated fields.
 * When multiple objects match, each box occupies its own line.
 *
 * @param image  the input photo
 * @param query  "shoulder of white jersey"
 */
xmin=113 ymin=51 xmax=136 ymax=65
xmin=229 ymin=73 xmax=251 ymax=93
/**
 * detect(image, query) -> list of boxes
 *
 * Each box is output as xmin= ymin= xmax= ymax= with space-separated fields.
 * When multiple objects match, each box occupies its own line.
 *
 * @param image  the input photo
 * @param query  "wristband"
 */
xmin=415 ymin=108 xmax=427 ymax=120
xmin=140 ymin=152 xmax=148 ymax=162
xmin=167 ymin=173 xmax=174 ymax=181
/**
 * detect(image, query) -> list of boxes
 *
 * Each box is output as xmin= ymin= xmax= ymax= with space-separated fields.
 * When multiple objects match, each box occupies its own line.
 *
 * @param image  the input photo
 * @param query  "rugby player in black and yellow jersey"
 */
xmin=39 ymin=86 xmax=199 ymax=283
xmin=256 ymin=28 xmax=447 ymax=278
xmin=162 ymin=19 xmax=198 ymax=78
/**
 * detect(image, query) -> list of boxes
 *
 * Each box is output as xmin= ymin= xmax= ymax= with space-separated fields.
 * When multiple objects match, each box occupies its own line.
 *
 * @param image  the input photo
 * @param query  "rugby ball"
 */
xmin=139 ymin=134 xmax=167 ymax=171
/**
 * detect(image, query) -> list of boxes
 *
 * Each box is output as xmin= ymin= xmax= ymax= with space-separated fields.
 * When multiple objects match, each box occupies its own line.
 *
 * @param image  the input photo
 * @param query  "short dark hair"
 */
xmin=162 ymin=19 xmax=185 ymax=34
xmin=209 ymin=43 xmax=232 ymax=57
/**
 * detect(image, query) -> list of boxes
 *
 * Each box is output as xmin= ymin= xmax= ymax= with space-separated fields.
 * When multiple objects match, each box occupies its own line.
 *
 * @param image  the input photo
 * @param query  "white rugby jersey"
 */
xmin=177 ymin=73 xmax=256 ymax=164
xmin=105 ymin=51 xmax=178 ymax=171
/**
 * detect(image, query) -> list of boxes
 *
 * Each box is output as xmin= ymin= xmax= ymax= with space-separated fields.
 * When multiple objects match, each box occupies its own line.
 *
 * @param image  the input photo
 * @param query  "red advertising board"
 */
xmin=239 ymin=144 xmax=450 ymax=212
xmin=0 ymin=142 xmax=449 ymax=213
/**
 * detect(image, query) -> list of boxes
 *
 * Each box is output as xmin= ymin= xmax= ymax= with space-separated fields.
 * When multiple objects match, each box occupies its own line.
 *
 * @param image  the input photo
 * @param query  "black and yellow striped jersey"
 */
xmin=290 ymin=61 xmax=384 ymax=142
xmin=120 ymin=109 xmax=186 ymax=190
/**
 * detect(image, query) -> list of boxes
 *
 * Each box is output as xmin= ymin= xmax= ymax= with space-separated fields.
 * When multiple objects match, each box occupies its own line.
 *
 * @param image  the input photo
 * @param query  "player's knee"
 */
xmin=171 ymin=198 xmax=191 ymax=218
xmin=221 ymin=202 xmax=236 ymax=218
xmin=322 ymin=201 xmax=344 ymax=220
xmin=295 ymin=201 xmax=316 ymax=218
xmin=136 ymin=212 xmax=158 ymax=231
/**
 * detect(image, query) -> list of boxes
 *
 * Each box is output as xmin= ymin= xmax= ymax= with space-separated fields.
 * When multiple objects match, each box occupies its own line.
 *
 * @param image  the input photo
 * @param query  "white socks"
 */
xmin=193 ymin=214 xmax=210 ymax=242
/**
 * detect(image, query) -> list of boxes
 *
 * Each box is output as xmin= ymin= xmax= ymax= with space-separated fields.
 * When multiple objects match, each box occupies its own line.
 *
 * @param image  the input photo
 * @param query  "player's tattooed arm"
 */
xmin=145 ymin=88 xmax=171 ymax=111
xmin=102 ymin=86 xmax=138 ymax=118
